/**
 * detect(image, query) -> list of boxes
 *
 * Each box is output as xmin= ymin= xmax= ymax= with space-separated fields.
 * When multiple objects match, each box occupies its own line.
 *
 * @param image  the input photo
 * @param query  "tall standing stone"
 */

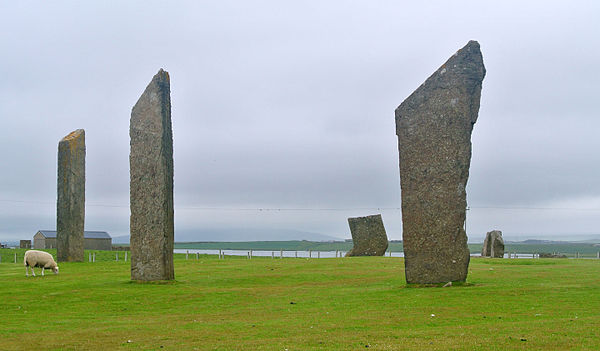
xmin=481 ymin=230 xmax=504 ymax=258
xmin=57 ymin=129 xmax=85 ymax=262
xmin=130 ymin=69 xmax=174 ymax=281
xmin=345 ymin=214 xmax=389 ymax=257
xmin=395 ymin=41 xmax=485 ymax=284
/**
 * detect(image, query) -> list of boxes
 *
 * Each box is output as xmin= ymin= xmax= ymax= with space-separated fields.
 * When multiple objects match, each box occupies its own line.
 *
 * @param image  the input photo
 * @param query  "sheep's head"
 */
xmin=53 ymin=266 xmax=59 ymax=274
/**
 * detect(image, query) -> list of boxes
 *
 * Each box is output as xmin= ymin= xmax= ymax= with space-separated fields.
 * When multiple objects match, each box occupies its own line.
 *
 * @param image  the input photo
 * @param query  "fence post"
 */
xmin=272 ymin=251 xmax=274 ymax=259
xmin=15 ymin=253 xmax=17 ymax=263
xmin=89 ymin=252 xmax=91 ymax=262
xmin=597 ymin=251 xmax=599 ymax=259
xmin=219 ymin=249 xmax=222 ymax=259
xmin=250 ymin=250 xmax=253 ymax=259
xmin=389 ymin=250 xmax=392 ymax=257
xmin=280 ymin=250 xmax=283 ymax=259
xmin=309 ymin=250 xmax=312 ymax=258
xmin=318 ymin=251 xmax=320 ymax=259
xmin=116 ymin=252 xmax=118 ymax=261
xmin=247 ymin=252 xmax=250 ymax=259
xmin=295 ymin=251 xmax=298 ymax=258
xmin=186 ymin=250 xmax=189 ymax=260
xmin=125 ymin=251 xmax=128 ymax=262
xmin=93 ymin=253 xmax=96 ymax=262
xmin=196 ymin=252 xmax=199 ymax=260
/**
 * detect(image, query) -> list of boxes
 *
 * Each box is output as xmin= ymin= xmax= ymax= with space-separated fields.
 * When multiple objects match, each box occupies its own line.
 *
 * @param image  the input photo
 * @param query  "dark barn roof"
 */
xmin=37 ymin=230 xmax=111 ymax=239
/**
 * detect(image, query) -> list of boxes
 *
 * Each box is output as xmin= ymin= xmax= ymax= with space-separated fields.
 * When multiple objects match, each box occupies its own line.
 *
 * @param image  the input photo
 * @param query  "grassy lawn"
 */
xmin=1 ymin=249 xmax=599 ymax=350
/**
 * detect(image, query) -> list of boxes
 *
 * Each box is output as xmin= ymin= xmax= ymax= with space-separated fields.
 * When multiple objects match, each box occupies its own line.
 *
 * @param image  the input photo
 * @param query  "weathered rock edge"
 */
xmin=57 ymin=129 xmax=85 ymax=262
xmin=482 ymin=230 xmax=504 ymax=258
xmin=345 ymin=214 xmax=389 ymax=257
xmin=130 ymin=69 xmax=174 ymax=281
xmin=395 ymin=41 xmax=485 ymax=284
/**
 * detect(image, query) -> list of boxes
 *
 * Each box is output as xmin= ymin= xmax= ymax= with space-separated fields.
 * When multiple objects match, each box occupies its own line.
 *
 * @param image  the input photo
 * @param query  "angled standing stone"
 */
xmin=481 ymin=230 xmax=504 ymax=258
xmin=57 ymin=129 xmax=85 ymax=262
xmin=130 ymin=69 xmax=174 ymax=281
xmin=345 ymin=214 xmax=389 ymax=257
xmin=395 ymin=41 xmax=485 ymax=284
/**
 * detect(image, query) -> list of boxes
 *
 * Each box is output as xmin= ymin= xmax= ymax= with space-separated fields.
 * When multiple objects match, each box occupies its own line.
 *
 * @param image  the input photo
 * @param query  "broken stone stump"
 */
xmin=481 ymin=230 xmax=504 ymax=258
xmin=345 ymin=214 xmax=389 ymax=257
xmin=57 ymin=129 xmax=85 ymax=262
xmin=395 ymin=41 xmax=486 ymax=284
xmin=130 ymin=69 xmax=174 ymax=281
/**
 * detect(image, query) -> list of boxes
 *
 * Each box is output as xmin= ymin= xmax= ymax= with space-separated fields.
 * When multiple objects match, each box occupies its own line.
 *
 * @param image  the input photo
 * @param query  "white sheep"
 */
xmin=24 ymin=250 xmax=59 ymax=277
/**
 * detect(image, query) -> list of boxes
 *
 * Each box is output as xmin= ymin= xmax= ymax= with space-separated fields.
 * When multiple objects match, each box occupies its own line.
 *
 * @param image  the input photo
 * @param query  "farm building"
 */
xmin=33 ymin=230 xmax=112 ymax=250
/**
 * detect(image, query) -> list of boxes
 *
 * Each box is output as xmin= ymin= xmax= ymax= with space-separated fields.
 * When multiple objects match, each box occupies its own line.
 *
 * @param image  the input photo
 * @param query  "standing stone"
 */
xmin=345 ymin=214 xmax=389 ymax=257
xmin=395 ymin=41 xmax=485 ymax=284
xmin=481 ymin=230 xmax=504 ymax=258
xmin=57 ymin=129 xmax=86 ymax=262
xmin=130 ymin=69 xmax=174 ymax=281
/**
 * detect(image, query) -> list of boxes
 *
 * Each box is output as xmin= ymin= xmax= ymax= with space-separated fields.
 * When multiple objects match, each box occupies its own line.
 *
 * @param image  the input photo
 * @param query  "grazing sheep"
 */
xmin=24 ymin=250 xmax=59 ymax=277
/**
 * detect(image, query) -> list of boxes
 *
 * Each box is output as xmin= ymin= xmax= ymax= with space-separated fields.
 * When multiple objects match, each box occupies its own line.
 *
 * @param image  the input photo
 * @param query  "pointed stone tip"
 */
xmin=456 ymin=40 xmax=482 ymax=57
xmin=156 ymin=68 xmax=170 ymax=83
xmin=61 ymin=129 xmax=85 ymax=142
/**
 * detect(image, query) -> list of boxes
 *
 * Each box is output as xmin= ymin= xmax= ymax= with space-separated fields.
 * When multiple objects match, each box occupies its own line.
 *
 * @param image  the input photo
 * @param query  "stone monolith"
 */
xmin=395 ymin=41 xmax=485 ymax=284
xmin=130 ymin=69 xmax=174 ymax=281
xmin=481 ymin=230 xmax=504 ymax=258
xmin=345 ymin=214 xmax=389 ymax=257
xmin=57 ymin=129 xmax=85 ymax=262
xmin=20 ymin=240 xmax=31 ymax=249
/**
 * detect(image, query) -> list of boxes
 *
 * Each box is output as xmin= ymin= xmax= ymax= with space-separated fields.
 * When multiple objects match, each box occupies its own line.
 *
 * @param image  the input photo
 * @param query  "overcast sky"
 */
xmin=1 ymin=1 xmax=599 ymax=242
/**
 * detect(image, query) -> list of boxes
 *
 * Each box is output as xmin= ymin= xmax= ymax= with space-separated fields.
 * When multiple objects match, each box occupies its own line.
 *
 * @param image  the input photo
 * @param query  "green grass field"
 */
xmin=1 ymin=249 xmax=599 ymax=350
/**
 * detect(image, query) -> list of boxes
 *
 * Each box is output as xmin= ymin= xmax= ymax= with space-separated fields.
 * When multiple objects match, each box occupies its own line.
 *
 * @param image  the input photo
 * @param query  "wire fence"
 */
xmin=2 ymin=248 xmax=600 ymax=264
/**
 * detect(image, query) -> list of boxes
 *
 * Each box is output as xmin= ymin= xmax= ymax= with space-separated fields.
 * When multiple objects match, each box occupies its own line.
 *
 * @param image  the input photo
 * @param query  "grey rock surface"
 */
xmin=395 ymin=41 xmax=485 ymax=284
xmin=20 ymin=240 xmax=31 ymax=249
xmin=56 ymin=129 xmax=85 ymax=262
xmin=345 ymin=214 xmax=389 ymax=257
xmin=481 ymin=230 xmax=504 ymax=258
xmin=130 ymin=69 xmax=174 ymax=281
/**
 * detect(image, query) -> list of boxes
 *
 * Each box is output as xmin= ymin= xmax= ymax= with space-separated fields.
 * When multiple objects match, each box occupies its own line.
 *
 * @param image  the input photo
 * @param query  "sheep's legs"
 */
xmin=31 ymin=266 xmax=36 ymax=277
xmin=41 ymin=267 xmax=45 ymax=276
xmin=25 ymin=266 xmax=29 ymax=277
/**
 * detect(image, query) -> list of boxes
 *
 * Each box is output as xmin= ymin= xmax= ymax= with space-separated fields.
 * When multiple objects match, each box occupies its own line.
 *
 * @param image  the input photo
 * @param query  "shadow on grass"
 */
xmin=475 ymin=259 xmax=559 ymax=266
xmin=404 ymin=281 xmax=475 ymax=288
xmin=128 ymin=279 xmax=179 ymax=285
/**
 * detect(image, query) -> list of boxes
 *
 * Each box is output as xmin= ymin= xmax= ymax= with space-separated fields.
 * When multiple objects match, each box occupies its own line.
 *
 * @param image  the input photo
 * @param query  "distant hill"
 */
xmin=113 ymin=228 xmax=344 ymax=244
xmin=176 ymin=228 xmax=343 ymax=242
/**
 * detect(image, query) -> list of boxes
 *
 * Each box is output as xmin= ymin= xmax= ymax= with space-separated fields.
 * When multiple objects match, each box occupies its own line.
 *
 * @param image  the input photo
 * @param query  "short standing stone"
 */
xmin=345 ymin=214 xmax=389 ymax=257
xmin=481 ymin=230 xmax=504 ymax=258
xmin=57 ymin=129 xmax=85 ymax=262
xmin=395 ymin=41 xmax=486 ymax=284
xmin=130 ymin=69 xmax=174 ymax=281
